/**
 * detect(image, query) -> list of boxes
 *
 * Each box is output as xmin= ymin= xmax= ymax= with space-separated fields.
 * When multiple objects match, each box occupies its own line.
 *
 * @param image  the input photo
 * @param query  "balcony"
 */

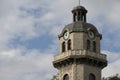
xmin=54 ymin=50 xmax=107 ymax=62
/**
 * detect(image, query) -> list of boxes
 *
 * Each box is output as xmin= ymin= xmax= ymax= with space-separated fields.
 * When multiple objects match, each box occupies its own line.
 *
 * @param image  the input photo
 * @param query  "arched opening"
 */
xmin=73 ymin=12 xmax=77 ymax=22
xmin=67 ymin=39 xmax=71 ymax=50
xmin=63 ymin=74 xmax=69 ymax=80
xmin=93 ymin=41 xmax=96 ymax=52
xmin=78 ymin=11 xmax=80 ymax=21
xmin=87 ymin=40 xmax=90 ymax=50
xmin=62 ymin=42 xmax=66 ymax=52
xmin=89 ymin=73 xmax=96 ymax=80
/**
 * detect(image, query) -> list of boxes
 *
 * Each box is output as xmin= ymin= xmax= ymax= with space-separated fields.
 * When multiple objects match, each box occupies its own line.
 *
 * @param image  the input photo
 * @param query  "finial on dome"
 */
xmin=79 ymin=0 xmax=80 ymax=5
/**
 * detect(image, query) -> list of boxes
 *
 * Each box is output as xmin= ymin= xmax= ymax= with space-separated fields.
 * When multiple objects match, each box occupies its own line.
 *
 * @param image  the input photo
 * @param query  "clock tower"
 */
xmin=52 ymin=4 xmax=107 ymax=80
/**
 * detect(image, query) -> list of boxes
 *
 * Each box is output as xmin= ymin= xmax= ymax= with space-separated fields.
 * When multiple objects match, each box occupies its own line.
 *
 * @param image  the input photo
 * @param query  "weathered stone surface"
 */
xmin=52 ymin=4 xmax=107 ymax=80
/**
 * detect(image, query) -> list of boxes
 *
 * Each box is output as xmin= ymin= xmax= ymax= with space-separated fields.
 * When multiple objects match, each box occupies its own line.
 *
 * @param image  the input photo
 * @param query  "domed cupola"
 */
xmin=58 ymin=5 xmax=102 ymax=39
xmin=72 ymin=5 xmax=87 ymax=22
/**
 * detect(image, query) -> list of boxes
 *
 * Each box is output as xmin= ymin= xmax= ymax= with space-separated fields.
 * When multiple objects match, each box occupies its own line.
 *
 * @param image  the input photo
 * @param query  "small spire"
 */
xmin=79 ymin=0 xmax=80 ymax=5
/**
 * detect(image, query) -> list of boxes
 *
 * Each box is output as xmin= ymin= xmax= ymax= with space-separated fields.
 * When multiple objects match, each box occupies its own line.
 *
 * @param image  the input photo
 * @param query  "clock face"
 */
xmin=88 ymin=31 xmax=95 ymax=39
xmin=63 ymin=31 xmax=69 ymax=40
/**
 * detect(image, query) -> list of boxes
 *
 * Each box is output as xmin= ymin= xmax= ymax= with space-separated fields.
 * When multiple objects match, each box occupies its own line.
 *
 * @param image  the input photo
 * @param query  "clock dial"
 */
xmin=88 ymin=31 xmax=95 ymax=39
xmin=63 ymin=31 xmax=69 ymax=40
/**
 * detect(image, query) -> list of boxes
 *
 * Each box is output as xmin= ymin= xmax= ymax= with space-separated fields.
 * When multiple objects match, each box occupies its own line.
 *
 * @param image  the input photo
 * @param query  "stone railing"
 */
xmin=54 ymin=50 xmax=107 ymax=61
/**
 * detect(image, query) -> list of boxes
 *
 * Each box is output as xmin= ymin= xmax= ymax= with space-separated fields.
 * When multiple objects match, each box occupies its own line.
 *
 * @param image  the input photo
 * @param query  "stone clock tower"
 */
xmin=52 ymin=4 xmax=107 ymax=80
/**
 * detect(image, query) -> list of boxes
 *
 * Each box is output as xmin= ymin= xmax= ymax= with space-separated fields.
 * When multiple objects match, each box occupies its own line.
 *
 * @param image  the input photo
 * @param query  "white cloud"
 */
xmin=0 ymin=0 xmax=50 ymax=50
xmin=102 ymin=59 xmax=120 ymax=78
xmin=102 ymin=51 xmax=120 ymax=63
xmin=0 ymin=0 xmax=120 ymax=48
xmin=0 ymin=0 xmax=120 ymax=80
xmin=102 ymin=51 xmax=120 ymax=77
xmin=0 ymin=48 xmax=56 ymax=80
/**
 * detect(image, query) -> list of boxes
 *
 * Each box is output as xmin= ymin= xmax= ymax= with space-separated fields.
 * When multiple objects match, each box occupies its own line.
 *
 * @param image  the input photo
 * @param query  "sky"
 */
xmin=0 ymin=0 xmax=120 ymax=80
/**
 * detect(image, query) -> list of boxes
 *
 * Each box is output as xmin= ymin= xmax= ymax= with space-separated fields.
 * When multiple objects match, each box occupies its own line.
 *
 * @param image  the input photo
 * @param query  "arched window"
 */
xmin=78 ymin=11 xmax=80 ymax=21
xmin=63 ymin=74 xmax=69 ymax=80
xmin=89 ymin=73 xmax=96 ymax=80
xmin=67 ymin=39 xmax=71 ymax=50
xmin=73 ymin=12 xmax=77 ymax=22
xmin=62 ymin=42 xmax=66 ymax=52
xmin=93 ymin=41 xmax=96 ymax=52
xmin=87 ymin=40 xmax=90 ymax=50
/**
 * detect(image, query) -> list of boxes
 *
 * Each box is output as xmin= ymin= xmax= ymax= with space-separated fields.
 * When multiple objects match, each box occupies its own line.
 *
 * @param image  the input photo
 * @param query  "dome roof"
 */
xmin=72 ymin=5 xmax=87 ymax=13
xmin=73 ymin=5 xmax=86 ymax=10
xmin=59 ymin=21 xmax=102 ymax=39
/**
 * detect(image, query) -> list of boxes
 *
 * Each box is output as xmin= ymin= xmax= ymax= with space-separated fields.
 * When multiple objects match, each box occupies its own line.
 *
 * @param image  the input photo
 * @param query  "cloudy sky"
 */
xmin=0 ymin=0 xmax=120 ymax=80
